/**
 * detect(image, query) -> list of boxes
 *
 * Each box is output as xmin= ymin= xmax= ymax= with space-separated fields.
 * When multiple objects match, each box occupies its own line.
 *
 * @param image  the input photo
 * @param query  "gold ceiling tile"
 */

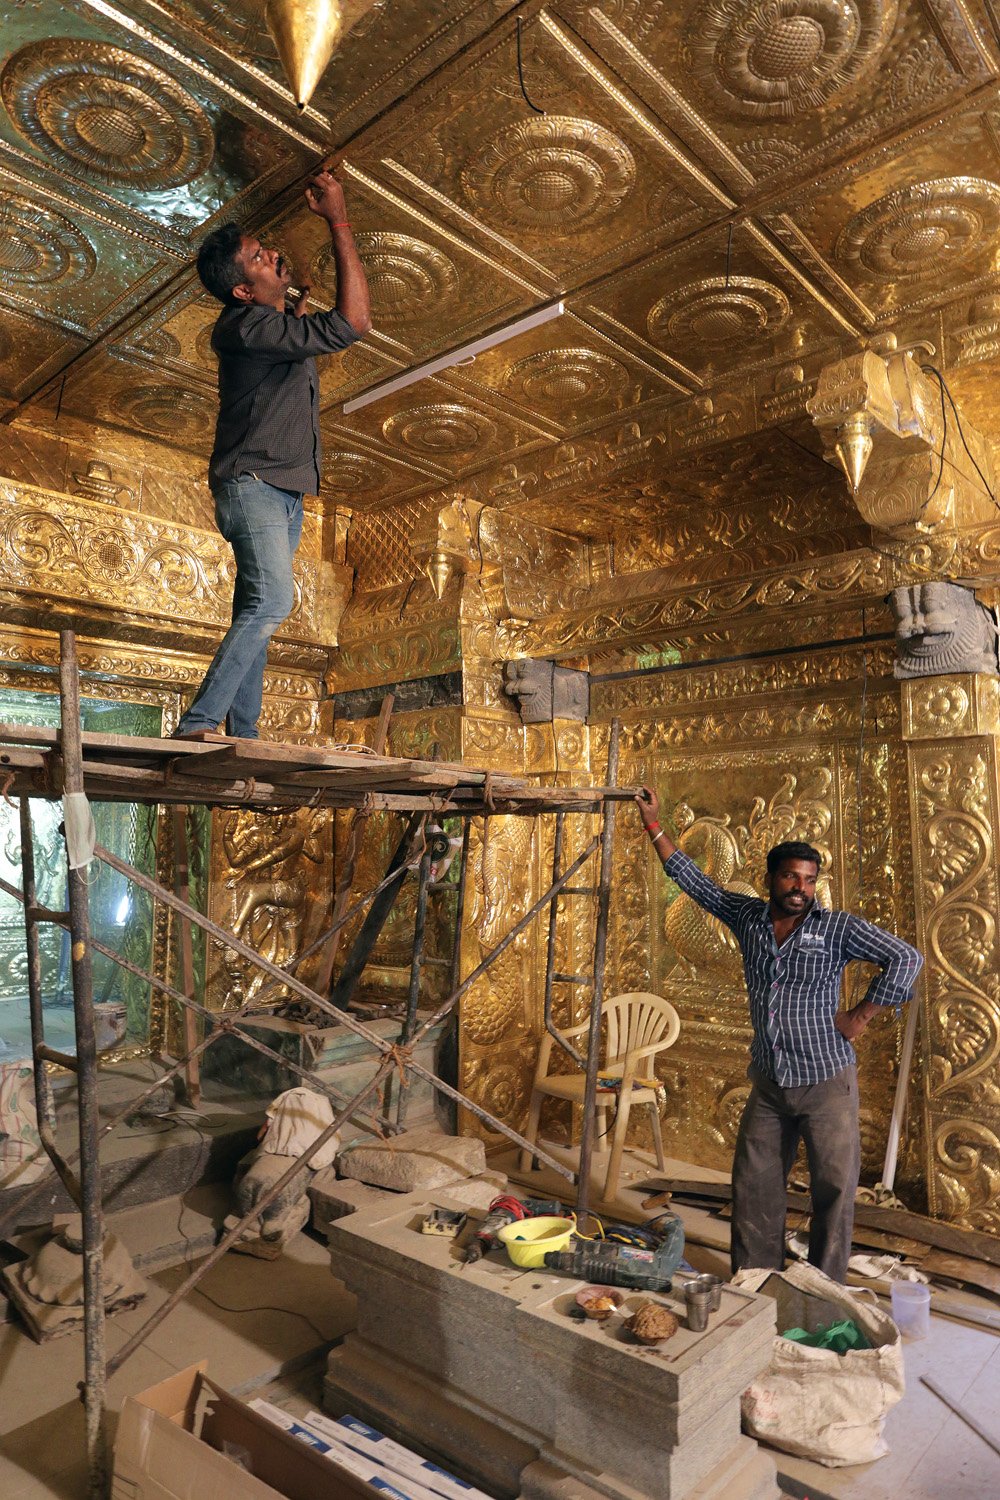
xmin=51 ymin=350 xmax=217 ymax=456
xmin=555 ymin=0 xmax=988 ymax=194
xmin=0 ymin=10 xmax=320 ymax=244
xmin=319 ymin=432 xmax=443 ymax=511
xmin=762 ymin=109 xmax=1000 ymax=320
xmin=331 ymin=373 xmax=555 ymax=478
xmin=1 ymin=39 xmax=215 ymax=192
xmin=0 ymin=308 xmax=86 ymax=405
xmin=360 ymin=10 xmax=732 ymax=291
xmin=584 ymin=223 xmax=849 ymax=383
xmin=0 ymin=181 xmax=173 ymax=334
xmin=261 ymin=189 xmax=539 ymax=362
xmin=442 ymin=308 xmax=682 ymax=435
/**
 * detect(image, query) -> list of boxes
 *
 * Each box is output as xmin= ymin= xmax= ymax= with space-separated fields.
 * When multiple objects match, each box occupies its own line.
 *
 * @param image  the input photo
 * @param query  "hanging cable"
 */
xmin=725 ymin=222 xmax=733 ymax=287
xmin=517 ymin=18 xmax=546 ymax=114
xmin=922 ymin=364 xmax=999 ymax=513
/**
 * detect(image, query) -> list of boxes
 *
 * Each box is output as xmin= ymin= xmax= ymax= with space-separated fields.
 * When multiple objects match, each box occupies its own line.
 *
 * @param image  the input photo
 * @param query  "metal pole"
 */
xmin=317 ymin=692 xmax=394 ymax=994
xmin=59 ymin=630 xmax=107 ymax=1500
xmin=881 ymin=976 xmax=923 ymax=1193
xmin=542 ymin=812 xmax=586 ymax=1071
xmin=171 ymin=807 xmax=200 ymax=1107
xmin=449 ymin=819 xmax=471 ymax=993
xmin=106 ymin=1053 xmax=398 ymax=1380
xmin=21 ymin=796 xmax=84 ymax=1206
xmin=396 ymin=838 xmax=433 ymax=1128
xmin=576 ymin=720 xmax=620 ymax=1228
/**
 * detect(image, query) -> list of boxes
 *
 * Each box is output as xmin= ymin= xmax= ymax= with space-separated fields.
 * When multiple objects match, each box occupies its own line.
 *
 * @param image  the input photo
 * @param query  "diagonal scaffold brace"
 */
xmin=30 ymin=631 xmax=623 ymax=1500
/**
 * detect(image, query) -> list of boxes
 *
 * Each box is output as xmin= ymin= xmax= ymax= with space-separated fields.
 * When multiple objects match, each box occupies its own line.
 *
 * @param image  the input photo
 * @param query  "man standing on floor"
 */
xmin=174 ymin=169 xmax=371 ymax=742
xmin=635 ymin=787 xmax=923 ymax=1284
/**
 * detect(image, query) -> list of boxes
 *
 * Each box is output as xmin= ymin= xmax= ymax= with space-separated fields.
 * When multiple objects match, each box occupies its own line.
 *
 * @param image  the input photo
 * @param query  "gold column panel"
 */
xmin=903 ymin=676 xmax=1000 ymax=1233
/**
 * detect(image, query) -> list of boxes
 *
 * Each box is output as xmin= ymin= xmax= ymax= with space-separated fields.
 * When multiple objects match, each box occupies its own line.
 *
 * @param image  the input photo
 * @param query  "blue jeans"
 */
xmin=177 ymin=475 xmax=303 ymax=739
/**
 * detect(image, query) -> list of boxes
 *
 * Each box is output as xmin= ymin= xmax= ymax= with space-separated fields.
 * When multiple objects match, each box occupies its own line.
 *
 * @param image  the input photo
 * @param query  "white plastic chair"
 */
xmin=519 ymin=992 xmax=680 ymax=1203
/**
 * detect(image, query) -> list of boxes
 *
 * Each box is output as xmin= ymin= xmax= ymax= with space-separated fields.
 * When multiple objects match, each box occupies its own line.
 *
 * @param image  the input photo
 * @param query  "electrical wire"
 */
xmin=516 ymin=18 xmax=546 ymax=114
xmin=921 ymin=364 xmax=1000 ymax=512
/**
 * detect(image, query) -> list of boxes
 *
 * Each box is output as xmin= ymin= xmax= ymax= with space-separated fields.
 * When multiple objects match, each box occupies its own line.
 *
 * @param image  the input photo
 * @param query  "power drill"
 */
xmin=544 ymin=1212 xmax=685 ymax=1291
xmin=465 ymin=1193 xmax=565 ymax=1263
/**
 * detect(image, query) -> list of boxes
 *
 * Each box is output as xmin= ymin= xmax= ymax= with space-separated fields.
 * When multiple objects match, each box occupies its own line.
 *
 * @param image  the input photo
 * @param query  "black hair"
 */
xmin=196 ymin=223 xmax=247 ymax=305
xmin=766 ymin=840 xmax=822 ymax=876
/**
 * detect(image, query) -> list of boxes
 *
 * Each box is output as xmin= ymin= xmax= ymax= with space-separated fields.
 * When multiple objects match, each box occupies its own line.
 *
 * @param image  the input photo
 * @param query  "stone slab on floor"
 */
xmin=324 ymin=1192 xmax=778 ymax=1500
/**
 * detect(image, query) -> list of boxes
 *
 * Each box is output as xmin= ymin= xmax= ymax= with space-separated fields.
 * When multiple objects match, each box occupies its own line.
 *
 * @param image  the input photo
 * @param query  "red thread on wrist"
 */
xmin=646 ymin=822 xmax=661 ymax=833
xmin=330 ymin=221 xmax=350 ymax=228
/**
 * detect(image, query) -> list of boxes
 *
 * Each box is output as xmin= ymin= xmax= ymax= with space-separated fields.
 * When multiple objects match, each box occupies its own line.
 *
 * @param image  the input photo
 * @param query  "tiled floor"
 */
xmin=2 ymin=1170 xmax=999 ymax=1500
xmin=0 ymin=1226 xmax=355 ymax=1499
xmin=775 ymin=1311 xmax=1000 ymax=1500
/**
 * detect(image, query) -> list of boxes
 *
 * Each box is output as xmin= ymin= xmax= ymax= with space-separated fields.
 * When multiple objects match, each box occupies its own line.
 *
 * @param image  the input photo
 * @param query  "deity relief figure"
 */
xmin=218 ymin=809 xmax=325 ymax=1005
xmin=890 ymin=582 xmax=999 ymax=679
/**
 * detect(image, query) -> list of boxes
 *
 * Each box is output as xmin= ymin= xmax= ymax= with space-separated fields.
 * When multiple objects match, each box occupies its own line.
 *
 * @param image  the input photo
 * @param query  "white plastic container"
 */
xmin=890 ymin=1280 xmax=931 ymax=1341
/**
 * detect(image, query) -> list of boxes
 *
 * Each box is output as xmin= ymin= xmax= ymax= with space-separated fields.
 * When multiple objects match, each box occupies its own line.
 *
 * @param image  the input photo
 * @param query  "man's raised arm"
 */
xmin=636 ymin=786 xmax=748 ymax=930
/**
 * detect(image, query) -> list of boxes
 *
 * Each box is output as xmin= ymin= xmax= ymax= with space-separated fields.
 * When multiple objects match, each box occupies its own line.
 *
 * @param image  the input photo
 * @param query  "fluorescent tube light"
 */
xmin=342 ymin=302 xmax=565 ymax=413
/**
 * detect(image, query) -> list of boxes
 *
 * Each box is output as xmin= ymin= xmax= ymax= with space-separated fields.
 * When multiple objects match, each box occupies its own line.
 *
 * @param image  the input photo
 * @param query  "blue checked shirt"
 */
xmin=662 ymin=850 xmax=923 ymax=1088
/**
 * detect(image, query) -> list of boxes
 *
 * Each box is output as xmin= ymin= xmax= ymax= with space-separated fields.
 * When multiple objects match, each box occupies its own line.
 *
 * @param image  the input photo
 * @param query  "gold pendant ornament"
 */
xmin=264 ymin=0 xmax=381 ymax=107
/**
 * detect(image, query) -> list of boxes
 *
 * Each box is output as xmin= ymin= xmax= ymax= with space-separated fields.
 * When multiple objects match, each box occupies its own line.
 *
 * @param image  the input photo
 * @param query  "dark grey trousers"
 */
xmin=731 ymin=1063 xmax=861 ymax=1285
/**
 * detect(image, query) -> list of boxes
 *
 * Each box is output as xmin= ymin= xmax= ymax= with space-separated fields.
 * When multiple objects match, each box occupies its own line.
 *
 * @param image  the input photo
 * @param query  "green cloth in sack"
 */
xmin=782 ymin=1318 xmax=871 ymax=1353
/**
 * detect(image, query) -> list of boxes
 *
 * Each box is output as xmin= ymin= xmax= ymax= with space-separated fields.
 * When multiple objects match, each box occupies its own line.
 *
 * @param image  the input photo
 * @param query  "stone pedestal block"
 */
xmin=324 ymin=1194 xmax=779 ymax=1500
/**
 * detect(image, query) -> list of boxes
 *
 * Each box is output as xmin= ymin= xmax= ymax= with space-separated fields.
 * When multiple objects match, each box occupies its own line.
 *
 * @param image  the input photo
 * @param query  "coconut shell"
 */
xmin=626 ymin=1302 xmax=679 ymax=1345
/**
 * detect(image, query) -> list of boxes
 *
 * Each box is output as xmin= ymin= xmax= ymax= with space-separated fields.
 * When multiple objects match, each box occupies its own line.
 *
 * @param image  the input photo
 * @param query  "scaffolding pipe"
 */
xmin=59 ymin=631 xmax=107 ymax=1500
xmin=542 ymin=811 xmax=586 ymax=1072
xmin=396 ymin=836 xmax=433 ymax=1128
xmin=20 ymin=797 xmax=84 ymax=1207
xmin=90 ymin=844 xmax=580 ymax=1179
xmin=106 ymin=1053 xmax=398 ymax=1379
xmin=576 ymin=720 xmax=620 ymax=1228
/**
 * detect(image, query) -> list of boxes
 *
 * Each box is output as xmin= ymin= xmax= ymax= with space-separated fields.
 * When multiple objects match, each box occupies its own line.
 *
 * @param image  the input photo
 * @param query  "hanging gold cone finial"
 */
xmin=425 ymin=550 xmax=454 ymax=601
xmin=834 ymin=413 xmax=873 ymax=495
xmin=265 ymin=0 xmax=343 ymax=108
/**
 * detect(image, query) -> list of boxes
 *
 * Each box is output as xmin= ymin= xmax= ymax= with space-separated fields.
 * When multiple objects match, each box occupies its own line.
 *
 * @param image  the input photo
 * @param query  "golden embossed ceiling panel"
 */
xmin=51 ymin=348 xmax=218 ymax=457
xmin=0 ymin=10 xmax=317 ymax=245
xmin=331 ymin=373 xmax=557 ymax=478
xmin=264 ymin=179 xmax=543 ymax=362
xmin=1 ymin=0 xmax=1000 ymax=527
xmin=761 ymin=105 xmax=1000 ymax=322
xmin=0 ymin=307 xmax=86 ymax=405
xmin=555 ymin=0 xmax=991 ymax=195
xmin=583 ymin=221 xmax=857 ymax=384
xmin=354 ymin=10 xmax=733 ymax=292
xmin=0 ymin=179 xmax=175 ymax=334
xmin=319 ymin=429 xmax=447 ymax=511
xmin=444 ymin=309 xmax=682 ymax=436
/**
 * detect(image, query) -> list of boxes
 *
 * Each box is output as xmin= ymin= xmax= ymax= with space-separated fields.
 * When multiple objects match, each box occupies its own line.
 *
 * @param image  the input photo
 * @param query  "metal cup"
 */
xmin=695 ymin=1273 xmax=723 ymax=1312
xmin=682 ymin=1279 xmax=711 ymax=1332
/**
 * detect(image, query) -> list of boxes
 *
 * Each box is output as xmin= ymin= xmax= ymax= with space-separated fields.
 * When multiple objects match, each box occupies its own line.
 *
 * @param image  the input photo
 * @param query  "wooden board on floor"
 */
xmin=923 ymin=1251 xmax=1000 ymax=1299
xmin=639 ymin=1176 xmax=1000 ymax=1269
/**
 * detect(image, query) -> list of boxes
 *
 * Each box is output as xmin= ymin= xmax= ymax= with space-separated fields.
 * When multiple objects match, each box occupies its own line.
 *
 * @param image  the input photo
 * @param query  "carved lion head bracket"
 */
xmin=890 ymin=581 xmax=999 ymax=679
xmin=503 ymin=659 xmax=589 ymax=723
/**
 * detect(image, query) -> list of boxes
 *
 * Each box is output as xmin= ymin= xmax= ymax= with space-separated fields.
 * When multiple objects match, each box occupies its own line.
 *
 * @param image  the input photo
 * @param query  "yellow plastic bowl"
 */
xmin=498 ymin=1215 xmax=575 ymax=1268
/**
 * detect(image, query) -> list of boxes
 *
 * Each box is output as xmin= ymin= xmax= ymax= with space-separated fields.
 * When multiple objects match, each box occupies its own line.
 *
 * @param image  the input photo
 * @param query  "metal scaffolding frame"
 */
xmin=0 ymin=631 xmax=628 ymax=1499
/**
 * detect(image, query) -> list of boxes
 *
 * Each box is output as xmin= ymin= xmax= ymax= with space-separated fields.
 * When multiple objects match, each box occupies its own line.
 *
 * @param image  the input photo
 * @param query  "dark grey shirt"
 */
xmin=208 ymin=302 xmax=360 ymax=495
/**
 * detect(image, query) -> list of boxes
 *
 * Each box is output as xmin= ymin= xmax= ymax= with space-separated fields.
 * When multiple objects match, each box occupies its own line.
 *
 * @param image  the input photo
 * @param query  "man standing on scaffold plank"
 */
xmin=173 ymin=169 xmax=371 ymax=743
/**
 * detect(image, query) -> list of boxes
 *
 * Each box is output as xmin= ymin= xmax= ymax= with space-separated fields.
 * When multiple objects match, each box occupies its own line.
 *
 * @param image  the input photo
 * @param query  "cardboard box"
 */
xmin=113 ymin=1364 xmax=391 ymax=1500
